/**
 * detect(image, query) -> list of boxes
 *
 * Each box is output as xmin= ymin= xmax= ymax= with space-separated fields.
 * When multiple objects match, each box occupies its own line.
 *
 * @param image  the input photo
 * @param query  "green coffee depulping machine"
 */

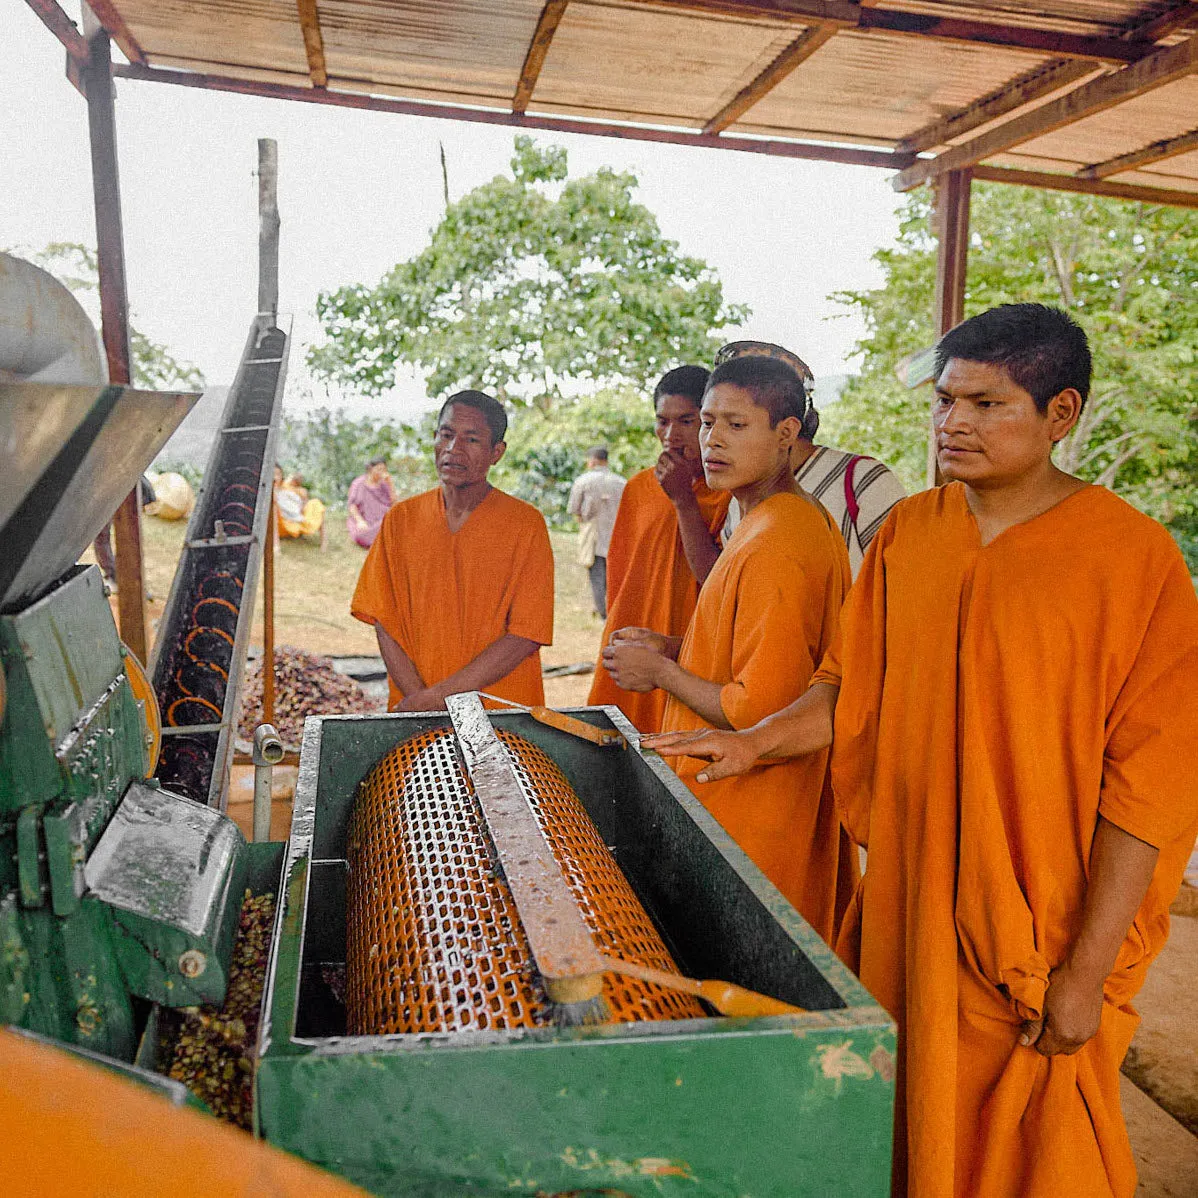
xmin=1 ymin=293 xmax=894 ymax=1198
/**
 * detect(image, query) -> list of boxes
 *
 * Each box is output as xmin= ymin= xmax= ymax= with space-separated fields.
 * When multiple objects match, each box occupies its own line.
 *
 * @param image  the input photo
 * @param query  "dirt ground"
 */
xmin=119 ymin=507 xmax=1198 ymax=1192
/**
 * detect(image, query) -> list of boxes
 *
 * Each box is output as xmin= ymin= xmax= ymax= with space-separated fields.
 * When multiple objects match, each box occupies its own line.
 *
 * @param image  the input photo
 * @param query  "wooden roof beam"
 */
xmin=112 ymin=62 xmax=914 ymax=170
xmin=296 ymin=0 xmax=328 ymax=89
xmin=897 ymin=59 xmax=1097 ymax=155
xmin=892 ymin=34 xmax=1198 ymax=191
xmin=24 ymin=0 xmax=89 ymax=65
xmin=973 ymin=164 xmax=1198 ymax=211
xmin=856 ymin=10 xmax=1142 ymax=64
xmin=1128 ymin=1 xmax=1197 ymax=44
xmin=82 ymin=0 xmax=146 ymax=66
xmin=513 ymin=0 xmax=569 ymax=114
xmin=1079 ymin=126 xmax=1198 ymax=179
xmin=895 ymin=2 xmax=1194 ymax=160
xmin=703 ymin=23 xmax=838 ymax=133
xmin=634 ymin=2 xmax=1154 ymax=62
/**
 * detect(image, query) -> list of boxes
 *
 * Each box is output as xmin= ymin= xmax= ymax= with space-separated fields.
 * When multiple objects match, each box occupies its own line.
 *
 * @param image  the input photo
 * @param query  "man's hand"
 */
xmin=654 ymin=449 xmax=701 ymax=504
xmin=394 ymin=686 xmax=447 ymax=712
xmin=1019 ymin=962 xmax=1105 ymax=1057
xmin=603 ymin=640 xmax=667 ymax=692
xmin=641 ymin=727 xmax=764 ymax=782
xmin=608 ymin=626 xmax=680 ymax=658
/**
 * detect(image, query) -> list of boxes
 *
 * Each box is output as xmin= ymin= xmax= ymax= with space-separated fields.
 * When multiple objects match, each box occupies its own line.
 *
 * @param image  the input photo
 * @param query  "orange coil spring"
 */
xmin=346 ymin=728 xmax=705 ymax=1034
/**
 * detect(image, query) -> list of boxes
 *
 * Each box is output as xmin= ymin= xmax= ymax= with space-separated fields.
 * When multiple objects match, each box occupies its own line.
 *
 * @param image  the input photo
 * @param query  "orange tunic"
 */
xmin=351 ymin=487 xmax=553 ymax=709
xmin=662 ymin=492 xmax=857 ymax=943
xmin=588 ymin=469 xmax=729 ymax=733
xmin=1 ymin=1028 xmax=362 ymax=1196
xmin=814 ymin=483 xmax=1198 ymax=1197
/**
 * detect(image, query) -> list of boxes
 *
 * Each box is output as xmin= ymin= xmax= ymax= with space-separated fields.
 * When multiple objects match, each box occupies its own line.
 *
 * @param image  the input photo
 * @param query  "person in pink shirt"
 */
xmin=346 ymin=456 xmax=396 ymax=548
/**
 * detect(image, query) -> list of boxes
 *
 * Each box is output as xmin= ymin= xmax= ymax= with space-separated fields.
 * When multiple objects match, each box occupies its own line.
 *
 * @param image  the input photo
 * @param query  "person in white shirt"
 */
xmin=716 ymin=342 xmax=906 ymax=578
xmin=567 ymin=445 xmax=627 ymax=617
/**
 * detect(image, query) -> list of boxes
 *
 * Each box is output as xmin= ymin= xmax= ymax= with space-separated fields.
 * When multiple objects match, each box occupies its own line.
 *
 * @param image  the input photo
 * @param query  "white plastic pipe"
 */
xmin=251 ymin=722 xmax=285 ymax=842
xmin=0 ymin=252 xmax=107 ymax=385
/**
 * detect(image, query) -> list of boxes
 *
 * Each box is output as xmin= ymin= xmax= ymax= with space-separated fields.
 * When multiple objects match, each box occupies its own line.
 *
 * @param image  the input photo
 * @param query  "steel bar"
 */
xmin=971 ymin=164 xmax=1198 ymax=210
xmin=83 ymin=30 xmax=147 ymax=661
xmin=447 ymin=692 xmax=607 ymax=1000
xmin=927 ymin=168 xmax=971 ymax=487
xmin=263 ymin=490 xmax=276 ymax=727
xmin=82 ymin=0 xmax=146 ymax=65
xmin=112 ymin=64 xmax=912 ymax=170
xmin=23 ymin=0 xmax=89 ymax=65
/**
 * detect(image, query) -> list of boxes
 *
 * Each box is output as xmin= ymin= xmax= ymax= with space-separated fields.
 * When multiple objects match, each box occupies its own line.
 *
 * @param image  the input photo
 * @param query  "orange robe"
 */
xmin=814 ymin=483 xmax=1198 ymax=1197
xmin=1 ymin=1029 xmax=362 ymax=1196
xmin=351 ymin=487 xmax=554 ymax=709
xmin=662 ymin=492 xmax=858 ymax=943
xmin=588 ymin=469 xmax=729 ymax=733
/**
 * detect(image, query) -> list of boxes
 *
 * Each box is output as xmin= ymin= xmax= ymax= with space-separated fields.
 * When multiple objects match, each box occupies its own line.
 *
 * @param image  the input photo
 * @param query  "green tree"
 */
xmin=23 ymin=243 xmax=206 ymax=390
xmin=309 ymin=136 xmax=747 ymax=406
xmin=491 ymin=386 xmax=661 ymax=523
xmin=280 ymin=407 xmax=435 ymax=503
xmin=824 ymin=186 xmax=1198 ymax=541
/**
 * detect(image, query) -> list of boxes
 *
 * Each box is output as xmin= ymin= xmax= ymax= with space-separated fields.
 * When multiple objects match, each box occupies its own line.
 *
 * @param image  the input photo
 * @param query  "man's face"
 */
xmin=366 ymin=462 xmax=387 ymax=485
xmin=434 ymin=403 xmax=504 ymax=487
xmin=654 ymin=393 xmax=702 ymax=462
xmin=699 ymin=383 xmax=794 ymax=492
xmin=933 ymin=359 xmax=1078 ymax=489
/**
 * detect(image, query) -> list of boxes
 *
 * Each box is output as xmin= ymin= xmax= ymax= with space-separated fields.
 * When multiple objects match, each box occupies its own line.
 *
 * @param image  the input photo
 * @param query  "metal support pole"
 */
xmin=928 ymin=168 xmax=972 ymax=487
xmin=83 ymin=22 xmax=147 ymax=659
xmin=263 ymin=488 xmax=276 ymax=726
xmin=257 ymin=138 xmax=279 ymax=318
xmin=251 ymin=723 xmax=284 ymax=842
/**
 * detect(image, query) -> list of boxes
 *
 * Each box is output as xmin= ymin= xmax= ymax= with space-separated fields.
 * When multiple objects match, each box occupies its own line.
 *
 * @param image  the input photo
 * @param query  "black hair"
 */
xmin=706 ymin=356 xmax=809 ymax=427
xmin=438 ymin=389 xmax=508 ymax=444
xmin=934 ymin=303 xmax=1091 ymax=411
xmin=653 ymin=365 xmax=710 ymax=409
xmin=366 ymin=455 xmax=387 ymax=468
xmin=587 ymin=445 xmax=609 ymax=461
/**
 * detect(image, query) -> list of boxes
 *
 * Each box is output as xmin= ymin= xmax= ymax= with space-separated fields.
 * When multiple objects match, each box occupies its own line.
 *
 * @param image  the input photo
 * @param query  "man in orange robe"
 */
xmin=646 ymin=304 xmax=1198 ymax=1197
xmin=587 ymin=366 xmax=729 ymax=733
xmin=352 ymin=391 xmax=553 ymax=710
xmin=606 ymin=356 xmax=857 ymax=943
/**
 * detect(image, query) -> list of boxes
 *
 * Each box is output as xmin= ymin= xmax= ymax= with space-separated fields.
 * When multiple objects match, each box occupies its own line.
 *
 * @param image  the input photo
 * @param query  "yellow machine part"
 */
xmin=122 ymin=643 xmax=160 ymax=776
xmin=346 ymin=728 xmax=705 ymax=1034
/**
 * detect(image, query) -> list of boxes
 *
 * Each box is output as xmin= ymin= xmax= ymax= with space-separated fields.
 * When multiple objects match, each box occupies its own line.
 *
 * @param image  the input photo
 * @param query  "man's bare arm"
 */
xmin=397 ymin=634 xmax=541 ymax=711
xmin=655 ymin=451 xmax=720 ymax=584
xmin=602 ymin=641 xmax=729 ymax=728
xmin=1022 ymin=816 xmax=1159 ymax=1056
xmin=642 ymin=682 xmax=838 ymax=781
xmin=375 ymin=623 xmax=425 ymax=706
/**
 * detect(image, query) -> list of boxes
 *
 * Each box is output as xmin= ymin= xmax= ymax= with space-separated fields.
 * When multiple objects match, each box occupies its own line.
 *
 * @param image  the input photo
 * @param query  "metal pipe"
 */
xmin=251 ymin=722 xmax=284 ymax=842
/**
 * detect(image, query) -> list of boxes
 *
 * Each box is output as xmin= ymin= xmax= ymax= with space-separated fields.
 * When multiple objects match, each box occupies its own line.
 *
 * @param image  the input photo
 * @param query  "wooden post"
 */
xmin=263 ymin=488 xmax=276 ymax=726
xmin=927 ymin=168 xmax=972 ymax=487
xmin=257 ymin=138 xmax=279 ymax=318
xmin=83 ymin=20 xmax=148 ymax=661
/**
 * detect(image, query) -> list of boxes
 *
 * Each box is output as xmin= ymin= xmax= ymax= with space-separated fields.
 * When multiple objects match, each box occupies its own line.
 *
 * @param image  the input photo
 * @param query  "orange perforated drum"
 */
xmin=346 ymin=728 xmax=704 ymax=1034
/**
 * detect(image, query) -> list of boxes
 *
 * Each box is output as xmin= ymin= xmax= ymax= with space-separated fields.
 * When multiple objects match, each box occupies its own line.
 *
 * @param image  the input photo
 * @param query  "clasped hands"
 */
xmin=602 ymin=627 xmax=678 ymax=692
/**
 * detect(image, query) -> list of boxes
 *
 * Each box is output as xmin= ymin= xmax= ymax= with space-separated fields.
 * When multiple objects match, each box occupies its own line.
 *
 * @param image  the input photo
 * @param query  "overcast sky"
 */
xmin=5 ymin=0 xmax=904 ymax=421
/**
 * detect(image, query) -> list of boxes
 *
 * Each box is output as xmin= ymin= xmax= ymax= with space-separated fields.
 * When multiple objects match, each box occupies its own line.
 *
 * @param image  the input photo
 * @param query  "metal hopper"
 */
xmin=0 ymin=379 xmax=196 ymax=612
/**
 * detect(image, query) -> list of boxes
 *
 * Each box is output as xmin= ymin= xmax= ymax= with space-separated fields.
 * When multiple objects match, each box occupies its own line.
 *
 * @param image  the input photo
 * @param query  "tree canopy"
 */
xmin=22 ymin=243 xmax=206 ymax=390
xmin=823 ymin=185 xmax=1198 ymax=549
xmin=309 ymin=136 xmax=747 ymax=406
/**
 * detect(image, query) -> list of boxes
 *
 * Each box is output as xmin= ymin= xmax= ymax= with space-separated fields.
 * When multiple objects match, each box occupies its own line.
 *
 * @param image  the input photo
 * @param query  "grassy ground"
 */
xmin=99 ymin=506 xmax=603 ymax=706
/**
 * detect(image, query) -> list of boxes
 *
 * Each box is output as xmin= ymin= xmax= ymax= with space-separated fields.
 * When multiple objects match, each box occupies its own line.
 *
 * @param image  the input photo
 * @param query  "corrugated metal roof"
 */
xmin=89 ymin=1 xmax=1198 ymax=205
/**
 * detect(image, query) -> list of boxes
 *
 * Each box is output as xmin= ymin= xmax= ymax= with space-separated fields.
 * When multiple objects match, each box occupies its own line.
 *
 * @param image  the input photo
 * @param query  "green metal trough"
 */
xmin=255 ymin=709 xmax=895 ymax=1197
